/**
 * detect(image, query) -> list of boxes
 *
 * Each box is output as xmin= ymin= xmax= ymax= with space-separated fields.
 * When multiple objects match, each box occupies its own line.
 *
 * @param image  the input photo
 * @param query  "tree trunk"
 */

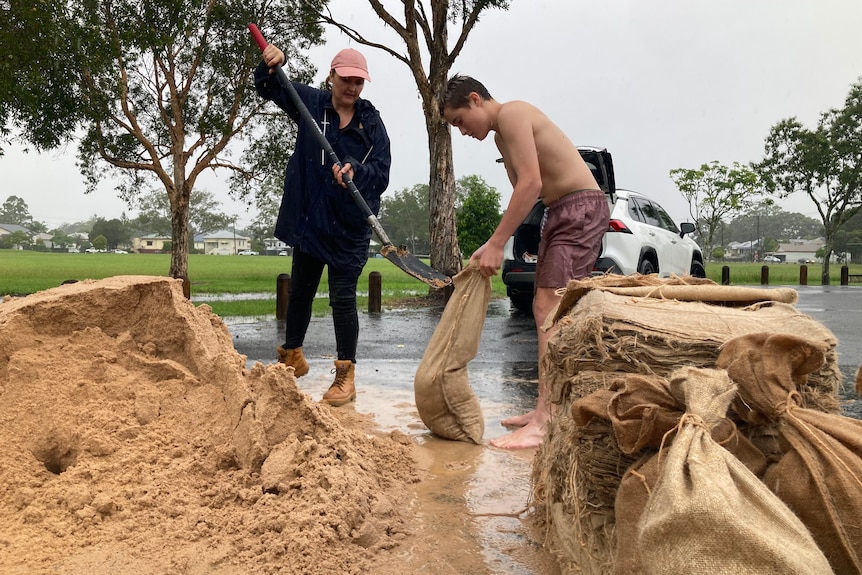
xmin=427 ymin=115 xmax=462 ymax=278
xmin=822 ymin=245 xmax=833 ymax=286
xmin=169 ymin=182 xmax=191 ymax=280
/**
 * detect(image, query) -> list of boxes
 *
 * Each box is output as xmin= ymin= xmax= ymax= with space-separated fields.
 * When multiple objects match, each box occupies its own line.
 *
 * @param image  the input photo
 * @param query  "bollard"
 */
xmin=721 ymin=265 xmax=730 ymax=285
xmin=276 ymin=273 xmax=290 ymax=320
xmin=841 ymin=265 xmax=849 ymax=286
xmin=760 ymin=265 xmax=769 ymax=285
xmin=799 ymin=264 xmax=808 ymax=286
xmin=368 ymin=271 xmax=382 ymax=313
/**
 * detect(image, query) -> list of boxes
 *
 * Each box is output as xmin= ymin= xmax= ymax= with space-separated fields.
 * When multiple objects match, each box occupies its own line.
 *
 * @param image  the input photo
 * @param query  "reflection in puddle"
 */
xmin=288 ymin=358 xmax=559 ymax=574
xmin=230 ymin=299 xmax=560 ymax=572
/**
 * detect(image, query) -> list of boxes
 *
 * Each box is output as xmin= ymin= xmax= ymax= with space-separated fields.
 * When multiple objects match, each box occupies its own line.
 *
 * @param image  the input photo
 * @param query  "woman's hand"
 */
xmin=332 ymin=163 xmax=354 ymax=188
xmin=262 ymin=44 xmax=285 ymax=73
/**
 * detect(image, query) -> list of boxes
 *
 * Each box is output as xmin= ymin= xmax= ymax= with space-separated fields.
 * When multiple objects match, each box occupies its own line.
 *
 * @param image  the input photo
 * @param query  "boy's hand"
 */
xmin=471 ymin=242 xmax=503 ymax=277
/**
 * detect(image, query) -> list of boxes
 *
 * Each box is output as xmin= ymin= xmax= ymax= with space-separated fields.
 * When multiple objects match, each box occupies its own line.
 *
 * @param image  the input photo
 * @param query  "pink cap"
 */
xmin=330 ymin=48 xmax=371 ymax=82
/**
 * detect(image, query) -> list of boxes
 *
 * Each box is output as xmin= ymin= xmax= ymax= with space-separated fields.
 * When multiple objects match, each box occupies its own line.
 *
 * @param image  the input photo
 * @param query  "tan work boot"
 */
xmin=276 ymin=346 xmax=309 ymax=377
xmin=323 ymin=360 xmax=356 ymax=406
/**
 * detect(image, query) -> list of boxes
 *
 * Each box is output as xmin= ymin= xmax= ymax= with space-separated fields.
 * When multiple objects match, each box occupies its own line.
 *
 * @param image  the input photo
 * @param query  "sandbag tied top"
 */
xmin=638 ymin=366 xmax=833 ymax=575
xmin=718 ymin=333 xmax=862 ymax=575
xmin=414 ymin=263 xmax=490 ymax=443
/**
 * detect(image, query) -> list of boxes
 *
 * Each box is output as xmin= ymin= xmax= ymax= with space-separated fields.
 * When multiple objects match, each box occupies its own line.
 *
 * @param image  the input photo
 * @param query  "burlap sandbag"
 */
xmin=718 ymin=333 xmax=862 ymax=575
xmin=638 ymin=366 xmax=833 ymax=575
xmin=572 ymin=373 xmax=767 ymax=575
xmin=414 ymin=263 xmax=489 ymax=443
xmin=546 ymin=273 xmax=798 ymax=327
xmin=532 ymin=278 xmax=842 ymax=575
xmin=544 ymin=288 xmax=841 ymax=413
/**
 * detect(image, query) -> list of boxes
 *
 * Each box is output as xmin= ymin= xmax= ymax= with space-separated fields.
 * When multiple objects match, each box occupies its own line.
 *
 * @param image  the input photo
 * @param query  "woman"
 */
xmin=255 ymin=44 xmax=391 ymax=406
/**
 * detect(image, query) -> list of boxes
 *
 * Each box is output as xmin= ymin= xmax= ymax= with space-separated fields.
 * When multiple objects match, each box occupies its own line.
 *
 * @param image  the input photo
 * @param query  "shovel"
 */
xmin=248 ymin=24 xmax=451 ymax=288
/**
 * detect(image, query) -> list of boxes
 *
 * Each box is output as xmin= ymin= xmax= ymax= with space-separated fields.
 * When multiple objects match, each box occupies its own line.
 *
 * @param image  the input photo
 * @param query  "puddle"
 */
xmin=289 ymin=360 xmax=560 ymax=574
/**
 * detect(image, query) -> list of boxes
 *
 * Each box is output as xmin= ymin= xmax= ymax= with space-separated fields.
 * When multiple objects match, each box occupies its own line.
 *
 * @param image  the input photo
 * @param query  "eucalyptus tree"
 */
xmin=756 ymin=78 xmax=862 ymax=284
xmin=455 ymin=174 xmax=501 ymax=257
xmin=0 ymin=0 xmax=82 ymax=152
xmin=0 ymin=195 xmax=34 ymax=225
xmin=315 ymin=0 xmax=511 ymax=278
xmin=134 ymin=188 xmax=232 ymax=237
xmin=379 ymin=184 xmax=431 ymax=255
xmin=4 ymin=0 xmax=325 ymax=279
xmin=669 ymin=161 xmax=761 ymax=257
xmin=90 ymin=217 xmax=131 ymax=250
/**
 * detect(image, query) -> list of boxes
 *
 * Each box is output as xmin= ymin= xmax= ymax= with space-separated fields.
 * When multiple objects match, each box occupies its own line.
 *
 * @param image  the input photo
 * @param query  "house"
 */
xmin=193 ymin=230 xmax=252 ymax=255
xmin=133 ymin=235 xmax=172 ymax=254
xmin=774 ymin=239 xmax=824 ymax=263
xmin=31 ymin=232 xmax=53 ymax=249
xmin=0 ymin=223 xmax=31 ymax=237
xmin=724 ymin=240 xmax=760 ymax=261
xmin=0 ymin=224 xmax=33 ymax=249
xmin=263 ymin=237 xmax=290 ymax=255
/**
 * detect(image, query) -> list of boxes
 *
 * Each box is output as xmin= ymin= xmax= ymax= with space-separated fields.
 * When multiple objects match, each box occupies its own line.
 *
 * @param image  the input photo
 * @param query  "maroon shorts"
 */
xmin=535 ymin=189 xmax=610 ymax=290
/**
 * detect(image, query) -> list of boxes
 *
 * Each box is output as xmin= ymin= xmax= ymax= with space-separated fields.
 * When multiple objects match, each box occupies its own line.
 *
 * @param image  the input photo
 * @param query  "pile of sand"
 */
xmin=0 ymin=276 xmax=417 ymax=575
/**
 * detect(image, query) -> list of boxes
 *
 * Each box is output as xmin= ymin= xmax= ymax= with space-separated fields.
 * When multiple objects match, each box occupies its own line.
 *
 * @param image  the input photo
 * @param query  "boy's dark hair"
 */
xmin=439 ymin=74 xmax=492 ymax=114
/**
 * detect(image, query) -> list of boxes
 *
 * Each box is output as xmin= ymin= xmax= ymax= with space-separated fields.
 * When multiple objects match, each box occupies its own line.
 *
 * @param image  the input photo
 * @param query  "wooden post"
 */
xmin=760 ymin=265 xmax=769 ymax=285
xmin=799 ymin=264 xmax=808 ymax=286
xmin=721 ymin=265 xmax=730 ymax=286
xmin=368 ymin=272 xmax=382 ymax=313
xmin=841 ymin=265 xmax=849 ymax=286
xmin=182 ymin=276 xmax=190 ymax=299
xmin=276 ymin=273 xmax=290 ymax=320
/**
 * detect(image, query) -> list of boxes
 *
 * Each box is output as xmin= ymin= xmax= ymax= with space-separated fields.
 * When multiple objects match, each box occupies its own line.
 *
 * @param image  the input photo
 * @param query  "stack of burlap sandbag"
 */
xmin=531 ymin=274 xmax=860 ymax=574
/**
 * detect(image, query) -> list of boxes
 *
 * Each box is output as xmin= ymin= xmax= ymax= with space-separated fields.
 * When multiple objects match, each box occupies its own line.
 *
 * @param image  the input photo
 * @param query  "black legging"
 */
xmin=283 ymin=249 xmax=359 ymax=362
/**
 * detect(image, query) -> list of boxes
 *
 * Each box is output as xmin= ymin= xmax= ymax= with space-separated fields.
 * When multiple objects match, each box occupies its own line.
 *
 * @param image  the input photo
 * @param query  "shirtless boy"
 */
xmin=441 ymin=74 xmax=610 ymax=449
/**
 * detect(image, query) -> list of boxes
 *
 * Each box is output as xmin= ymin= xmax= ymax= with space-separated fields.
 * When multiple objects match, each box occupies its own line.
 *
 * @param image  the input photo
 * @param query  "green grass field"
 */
xmin=0 ymin=250 xmax=485 ymax=317
xmin=2 ymin=250 xmax=860 ymax=318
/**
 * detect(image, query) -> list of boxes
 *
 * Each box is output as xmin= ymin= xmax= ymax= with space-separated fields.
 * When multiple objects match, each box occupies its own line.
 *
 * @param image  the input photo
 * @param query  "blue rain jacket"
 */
xmin=255 ymin=63 xmax=391 ymax=276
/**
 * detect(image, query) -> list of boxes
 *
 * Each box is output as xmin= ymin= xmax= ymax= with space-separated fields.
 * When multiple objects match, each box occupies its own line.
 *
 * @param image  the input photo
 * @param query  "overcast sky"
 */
xmin=4 ymin=0 xmax=862 ymax=230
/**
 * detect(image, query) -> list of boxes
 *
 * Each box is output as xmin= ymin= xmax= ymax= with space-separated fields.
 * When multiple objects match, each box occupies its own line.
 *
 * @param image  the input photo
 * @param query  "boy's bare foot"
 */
xmin=489 ymin=420 xmax=545 ymax=449
xmin=501 ymin=409 xmax=535 ymax=428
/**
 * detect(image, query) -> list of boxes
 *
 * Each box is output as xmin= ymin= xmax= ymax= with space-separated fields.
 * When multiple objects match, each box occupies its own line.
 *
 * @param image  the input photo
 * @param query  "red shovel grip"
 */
xmin=248 ymin=23 xmax=267 ymax=51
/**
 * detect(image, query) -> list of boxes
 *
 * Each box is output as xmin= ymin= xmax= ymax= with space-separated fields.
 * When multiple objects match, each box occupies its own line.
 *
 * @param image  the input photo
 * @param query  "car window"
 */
xmin=584 ymin=161 xmax=600 ymax=185
xmin=578 ymin=149 xmax=610 ymax=192
xmin=627 ymin=199 xmax=645 ymax=223
xmin=652 ymin=202 xmax=680 ymax=233
xmin=633 ymin=197 xmax=661 ymax=227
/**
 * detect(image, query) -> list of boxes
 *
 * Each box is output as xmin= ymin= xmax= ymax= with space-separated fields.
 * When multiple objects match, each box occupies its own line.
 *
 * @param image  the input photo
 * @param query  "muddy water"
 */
xmin=290 ymin=360 xmax=561 ymax=574
xmin=229 ymin=300 xmax=562 ymax=573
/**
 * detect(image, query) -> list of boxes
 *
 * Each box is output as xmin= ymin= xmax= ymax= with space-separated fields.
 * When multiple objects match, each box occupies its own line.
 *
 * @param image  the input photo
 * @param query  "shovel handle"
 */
xmin=248 ymin=23 xmax=268 ymax=51
xmin=248 ymin=23 xmax=394 ymax=247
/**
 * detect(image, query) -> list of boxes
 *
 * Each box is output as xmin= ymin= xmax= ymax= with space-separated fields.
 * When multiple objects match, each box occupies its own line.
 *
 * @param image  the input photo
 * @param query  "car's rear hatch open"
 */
xmin=577 ymin=146 xmax=616 ymax=202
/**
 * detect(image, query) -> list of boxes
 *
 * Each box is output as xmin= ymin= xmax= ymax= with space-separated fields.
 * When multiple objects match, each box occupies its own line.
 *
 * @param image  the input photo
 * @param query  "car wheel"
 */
xmin=689 ymin=260 xmax=706 ymax=278
xmin=638 ymin=258 xmax=656 ymax=275
xmin=509 ymin=294 xmax=533 ymax=313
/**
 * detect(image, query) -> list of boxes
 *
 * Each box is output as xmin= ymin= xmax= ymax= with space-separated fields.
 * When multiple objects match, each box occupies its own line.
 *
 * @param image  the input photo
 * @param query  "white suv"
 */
xmin=501 ymin=148 xmax=705 ymax=311
xmin=599 ymin=188 xmax=704 ymax=277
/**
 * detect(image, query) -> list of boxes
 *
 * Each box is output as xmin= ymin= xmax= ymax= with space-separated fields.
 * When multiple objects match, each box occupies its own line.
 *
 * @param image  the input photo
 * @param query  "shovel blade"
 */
xmin=381 ymin=245 xmax=451 ymax=288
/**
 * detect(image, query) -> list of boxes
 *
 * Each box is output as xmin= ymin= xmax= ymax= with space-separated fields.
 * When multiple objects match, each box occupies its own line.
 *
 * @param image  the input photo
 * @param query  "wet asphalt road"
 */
xmin=226 ymin=297 xmax=542 ymax=435
xmin=226 ymin=285 xmax=862 ymax=421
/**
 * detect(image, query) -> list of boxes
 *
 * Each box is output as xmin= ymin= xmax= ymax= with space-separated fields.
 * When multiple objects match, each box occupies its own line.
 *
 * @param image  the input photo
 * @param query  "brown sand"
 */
xmin=0 ymin=276 xmax=422 ymax=575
